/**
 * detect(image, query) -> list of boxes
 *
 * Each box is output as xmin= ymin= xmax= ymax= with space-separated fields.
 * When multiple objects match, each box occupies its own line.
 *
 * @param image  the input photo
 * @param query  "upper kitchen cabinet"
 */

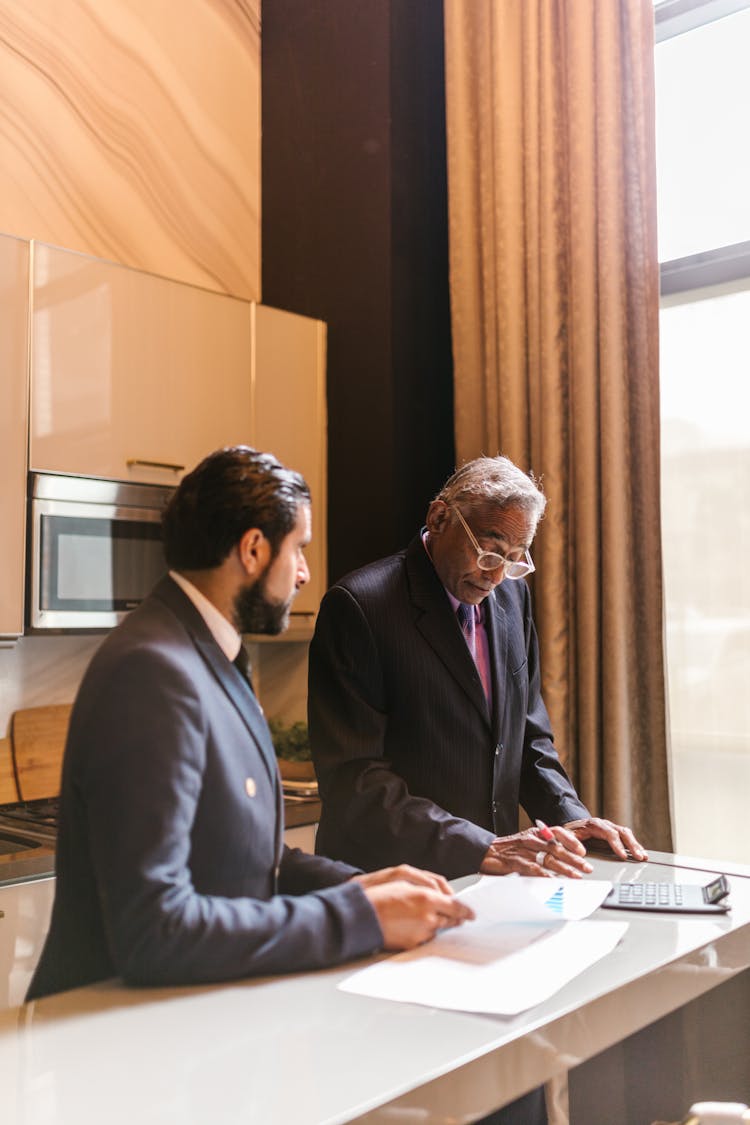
xmin=0 ymin=235 xmax=30 ymax=640
xmin=29 ymin=243 xmax=253 ymax=486
xmin=252 ymin=304 xmax=327 ymax=619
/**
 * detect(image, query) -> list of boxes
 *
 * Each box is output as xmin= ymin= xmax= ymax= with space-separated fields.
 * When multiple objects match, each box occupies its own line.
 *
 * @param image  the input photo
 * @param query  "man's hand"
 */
xmin=563 ymin=818 xmax=648 ymax=862
xmin=356 ymin=866 xmax=475 ymax=950
xmin=352 ymin=864 xmax=453 ymax=896
xmin=479 ymin=825 xmax=593 ymax=878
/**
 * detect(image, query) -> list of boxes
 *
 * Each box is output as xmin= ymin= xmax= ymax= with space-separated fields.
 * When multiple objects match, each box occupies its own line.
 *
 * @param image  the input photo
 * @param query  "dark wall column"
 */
xmin=262 ymin=0 xmax=454 ymax=582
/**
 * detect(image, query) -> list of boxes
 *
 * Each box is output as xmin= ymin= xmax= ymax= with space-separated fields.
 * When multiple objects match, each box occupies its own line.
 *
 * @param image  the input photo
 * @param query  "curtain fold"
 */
xmin=444 ymin=0 xmax=672 ymax=849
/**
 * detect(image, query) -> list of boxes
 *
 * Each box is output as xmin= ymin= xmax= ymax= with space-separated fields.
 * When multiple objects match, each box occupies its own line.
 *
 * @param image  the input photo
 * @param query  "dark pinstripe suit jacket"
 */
xmin=309 ymin=535 xmax=588 ymax=880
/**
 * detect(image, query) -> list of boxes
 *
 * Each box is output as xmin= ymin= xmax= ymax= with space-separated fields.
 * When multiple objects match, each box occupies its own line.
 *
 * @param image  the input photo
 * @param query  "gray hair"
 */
xmin=433 ymin=455 xmax=546 ymax=524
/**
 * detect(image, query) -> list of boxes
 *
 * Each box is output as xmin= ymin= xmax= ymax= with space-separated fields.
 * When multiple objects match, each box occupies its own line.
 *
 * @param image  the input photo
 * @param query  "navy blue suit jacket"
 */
xmin=309 ymin=536 xmax=588 ymax=880
xmin=29 ymin=576 xmax=380 ymax=1000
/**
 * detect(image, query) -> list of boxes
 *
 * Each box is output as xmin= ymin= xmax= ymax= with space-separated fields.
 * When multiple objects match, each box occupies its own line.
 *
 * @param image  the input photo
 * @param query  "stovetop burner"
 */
xmin=0 ymin=797 xmax=59 ymax=840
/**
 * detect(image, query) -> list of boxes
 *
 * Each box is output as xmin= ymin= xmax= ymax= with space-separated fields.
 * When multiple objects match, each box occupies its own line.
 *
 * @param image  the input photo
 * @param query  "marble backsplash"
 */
xmin=0 ymin=635 xmax=101 ymax=739
xmin=0 ymin=0 xmax=260 ymax=299
xmin=0 ymin=634 xmax=309 ymax=744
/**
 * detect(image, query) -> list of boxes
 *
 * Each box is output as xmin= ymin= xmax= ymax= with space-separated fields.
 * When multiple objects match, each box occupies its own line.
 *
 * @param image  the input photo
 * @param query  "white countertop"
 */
xmin=1 ymin=852 xmax=749 ymax=1125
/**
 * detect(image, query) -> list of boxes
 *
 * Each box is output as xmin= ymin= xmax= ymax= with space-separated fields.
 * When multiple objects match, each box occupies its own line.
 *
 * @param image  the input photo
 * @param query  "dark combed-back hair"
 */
xmin=162 ymin=446 xmax=311 ymax=570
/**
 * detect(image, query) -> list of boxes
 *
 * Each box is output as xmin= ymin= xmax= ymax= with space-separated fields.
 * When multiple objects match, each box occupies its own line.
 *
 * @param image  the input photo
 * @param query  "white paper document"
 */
xmin=340 ymin=877 xmax=628 ymax=1016
xmin=457 ymin=874 xmax=615 ymax=922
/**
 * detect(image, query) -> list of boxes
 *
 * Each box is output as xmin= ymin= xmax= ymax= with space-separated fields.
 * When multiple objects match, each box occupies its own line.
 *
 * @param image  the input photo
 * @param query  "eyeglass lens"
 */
xmin=476 ymin=552 xmax=531 ymax=577
xmin=452 ymin=506 xmax=533 ymax=579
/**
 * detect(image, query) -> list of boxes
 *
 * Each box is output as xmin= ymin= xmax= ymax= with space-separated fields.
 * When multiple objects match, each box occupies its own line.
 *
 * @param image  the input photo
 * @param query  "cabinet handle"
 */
xmin=126 ymin=459 xmax=184 ymax=473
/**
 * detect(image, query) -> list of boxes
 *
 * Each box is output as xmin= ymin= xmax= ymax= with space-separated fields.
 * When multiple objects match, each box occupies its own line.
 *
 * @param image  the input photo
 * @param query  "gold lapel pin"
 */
xmin=245 ymin=777 xmax=257 ymax=798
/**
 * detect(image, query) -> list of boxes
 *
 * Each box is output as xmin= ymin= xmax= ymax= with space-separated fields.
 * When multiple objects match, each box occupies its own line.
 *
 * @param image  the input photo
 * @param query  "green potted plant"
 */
xmin=268 ymin=718 xmax=316 ymax=782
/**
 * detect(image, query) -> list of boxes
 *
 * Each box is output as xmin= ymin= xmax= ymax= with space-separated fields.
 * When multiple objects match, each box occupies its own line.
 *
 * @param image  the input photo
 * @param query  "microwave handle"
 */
xmin=126 ymin=458 xmax=184 ymax=473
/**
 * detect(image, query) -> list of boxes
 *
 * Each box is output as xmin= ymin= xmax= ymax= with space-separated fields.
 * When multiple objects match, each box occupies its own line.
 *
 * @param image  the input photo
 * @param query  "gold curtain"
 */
xmin=443 ymin=0 xmax=672 ymax=849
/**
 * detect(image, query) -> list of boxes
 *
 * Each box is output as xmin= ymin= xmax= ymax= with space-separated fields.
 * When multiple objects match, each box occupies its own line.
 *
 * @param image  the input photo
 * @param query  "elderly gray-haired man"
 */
xmin=309 ymin=454 xmax=647 ymax=1125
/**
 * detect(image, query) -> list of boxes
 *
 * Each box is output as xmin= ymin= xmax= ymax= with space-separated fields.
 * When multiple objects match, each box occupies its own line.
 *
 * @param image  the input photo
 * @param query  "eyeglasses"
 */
xmin=452 ymin=507 xmax=535 ymax=579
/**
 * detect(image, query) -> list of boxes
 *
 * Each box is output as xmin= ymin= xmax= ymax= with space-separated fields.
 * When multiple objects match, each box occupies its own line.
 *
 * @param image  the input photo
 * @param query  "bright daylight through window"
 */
xmin=655 ymin=0 xmax=750 ymax=863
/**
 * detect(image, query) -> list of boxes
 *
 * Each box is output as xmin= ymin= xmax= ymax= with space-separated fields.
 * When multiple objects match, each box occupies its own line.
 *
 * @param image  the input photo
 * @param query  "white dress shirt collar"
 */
xmin=168 ymin=570 xmax=242 ymax=663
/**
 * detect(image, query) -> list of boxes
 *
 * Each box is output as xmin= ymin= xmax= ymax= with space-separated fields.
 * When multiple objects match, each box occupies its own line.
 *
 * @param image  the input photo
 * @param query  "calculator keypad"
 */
xmin=617 ymin=882 xmax=683 ymax=907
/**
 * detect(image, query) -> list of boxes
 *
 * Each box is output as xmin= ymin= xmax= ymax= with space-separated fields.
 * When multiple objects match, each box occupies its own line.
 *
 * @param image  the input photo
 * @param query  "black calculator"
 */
xmin=602 ymin=873 xmax=731 ymax=914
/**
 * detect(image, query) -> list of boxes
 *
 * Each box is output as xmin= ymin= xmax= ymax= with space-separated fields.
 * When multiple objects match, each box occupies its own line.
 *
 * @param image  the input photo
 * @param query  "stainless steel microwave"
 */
xmin=26 ymin=472 xmax=175 ymax=632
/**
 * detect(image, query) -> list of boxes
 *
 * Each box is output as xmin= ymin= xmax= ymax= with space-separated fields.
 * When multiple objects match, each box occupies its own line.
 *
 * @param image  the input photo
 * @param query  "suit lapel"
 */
xmin=405 ymin=537 xmax=491 ymax=728
xmin=153 ymin=577 xmax=281 ymax=790
xmin=195 ymin=638 xmax=284 ymax=864
xmin=194 ymin=637 xmax=280 ymax=788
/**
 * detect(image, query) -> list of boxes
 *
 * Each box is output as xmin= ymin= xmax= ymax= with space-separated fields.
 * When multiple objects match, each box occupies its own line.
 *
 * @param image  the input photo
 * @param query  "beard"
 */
xmin=233 ymin=573 xmax=292 ymax=636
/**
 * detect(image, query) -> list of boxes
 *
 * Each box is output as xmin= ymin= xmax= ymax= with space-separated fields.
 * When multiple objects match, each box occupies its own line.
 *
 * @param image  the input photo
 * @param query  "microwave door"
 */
xmin=29 ymin=498 xmax=167 ymax=632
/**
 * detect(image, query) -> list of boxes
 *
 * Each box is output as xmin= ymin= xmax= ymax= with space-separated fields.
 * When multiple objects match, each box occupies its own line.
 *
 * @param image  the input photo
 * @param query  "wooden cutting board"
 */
xmin=9 ymin=703 xmax=72 ymax=801
xmin=0 ymin=736 xmax=18 ymax=803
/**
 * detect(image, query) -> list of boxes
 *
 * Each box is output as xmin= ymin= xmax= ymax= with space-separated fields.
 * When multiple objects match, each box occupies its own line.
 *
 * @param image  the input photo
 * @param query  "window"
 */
xmin=656 ymin=0 xmax=750 ymax=863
